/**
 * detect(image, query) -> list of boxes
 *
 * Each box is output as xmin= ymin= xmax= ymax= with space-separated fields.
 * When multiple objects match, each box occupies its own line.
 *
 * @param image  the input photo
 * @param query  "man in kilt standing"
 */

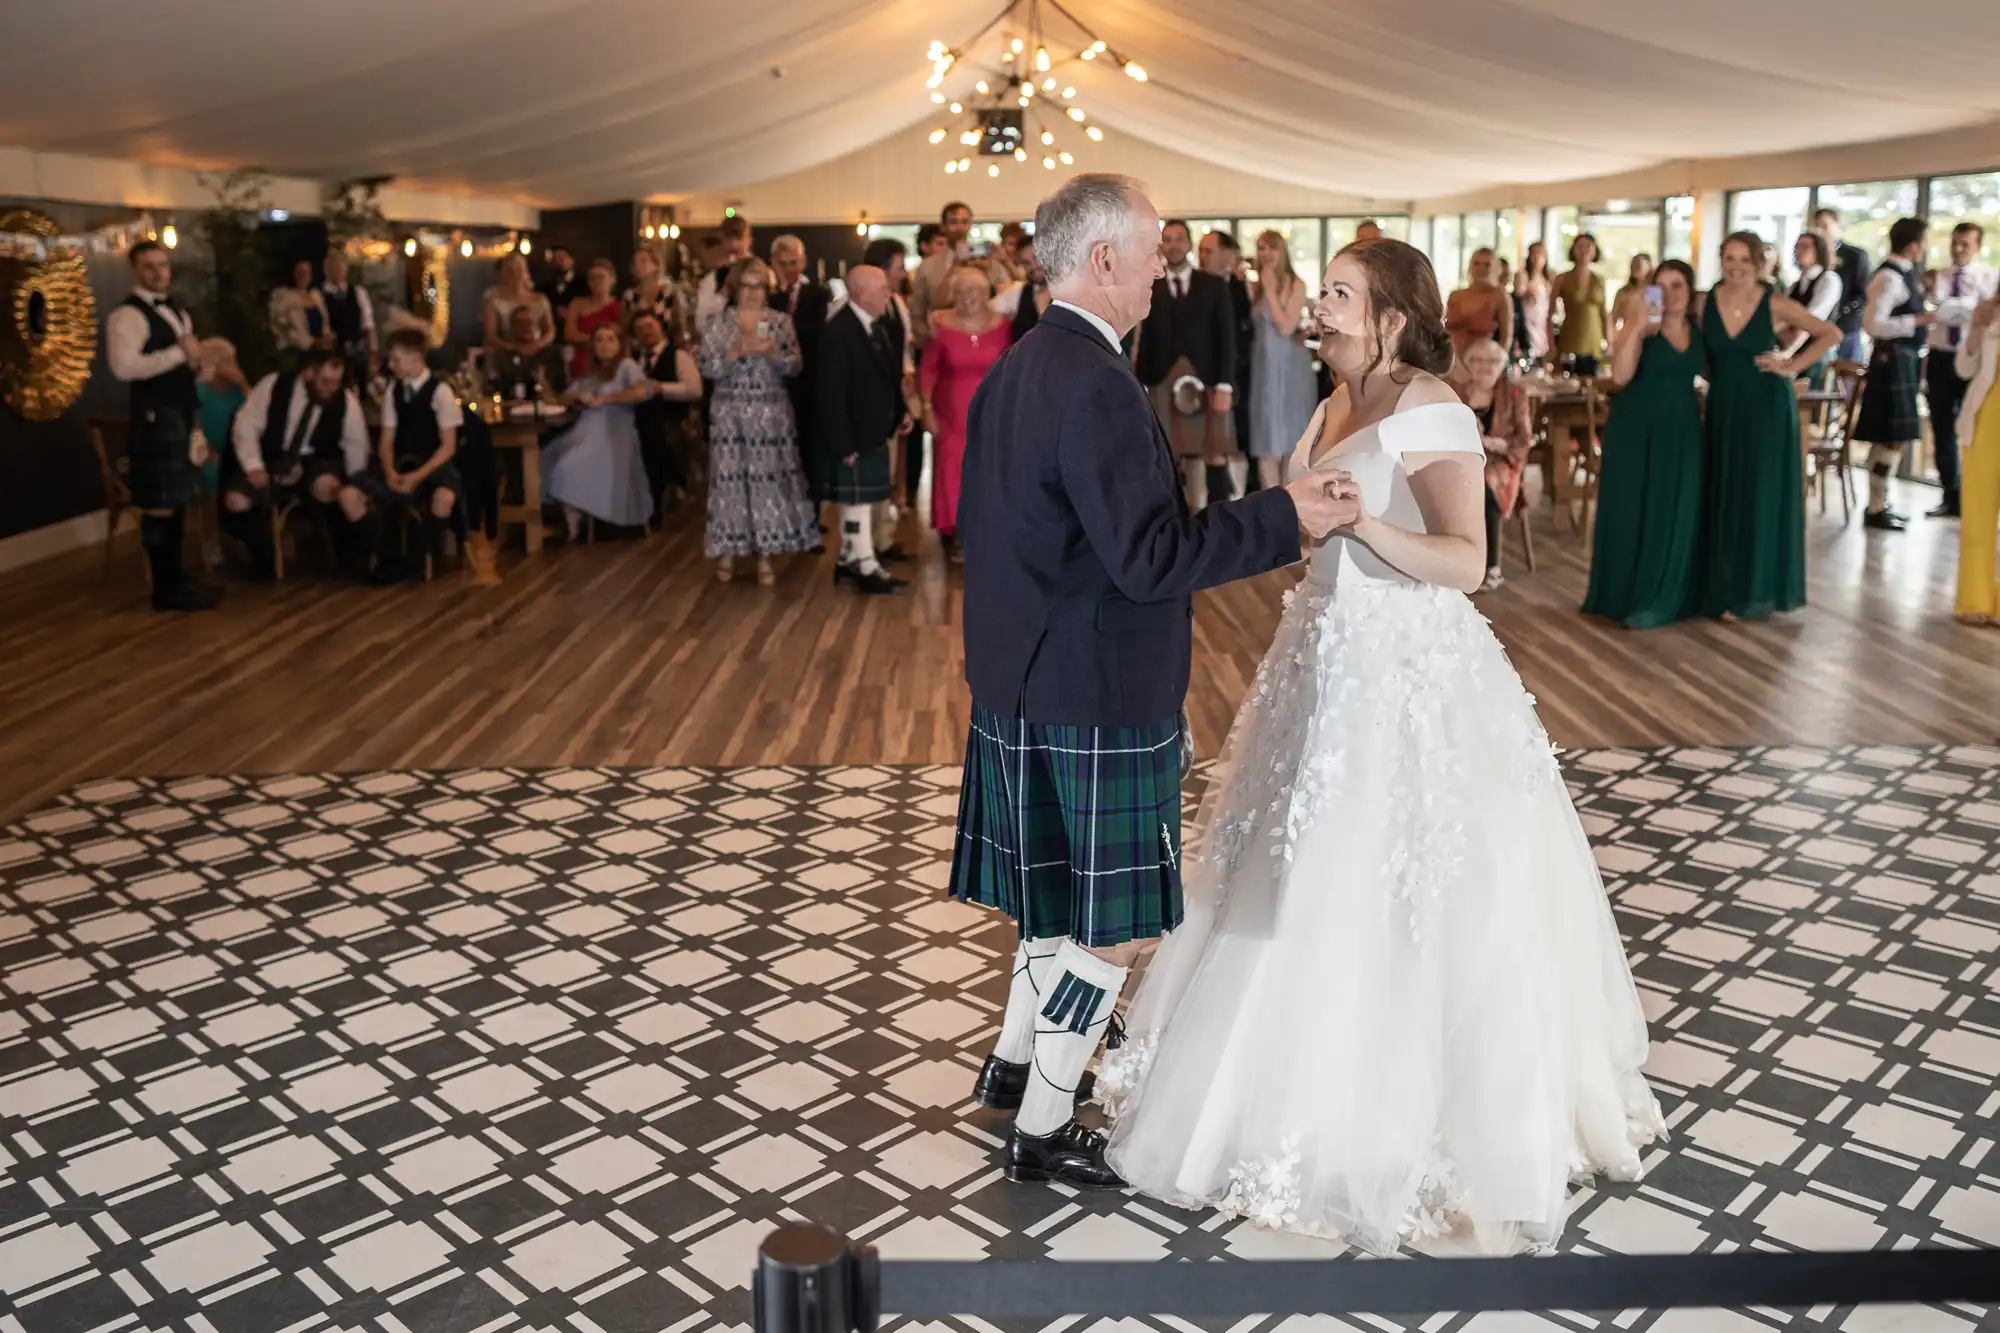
xmin=1853 ymin=217 xmax=1937 ymax=532
xmin=106 ymin=240 xmax=221 ymax=612
xmin=948 ymin=174 xmax=1360 ymax=1189
xmin=816 ymin=265 xmax=910 ymax=595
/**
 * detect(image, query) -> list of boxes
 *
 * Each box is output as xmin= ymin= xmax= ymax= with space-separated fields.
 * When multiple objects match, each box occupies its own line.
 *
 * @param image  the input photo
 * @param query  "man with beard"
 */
xmin=222 ymin=348 xmax=376 ymax=580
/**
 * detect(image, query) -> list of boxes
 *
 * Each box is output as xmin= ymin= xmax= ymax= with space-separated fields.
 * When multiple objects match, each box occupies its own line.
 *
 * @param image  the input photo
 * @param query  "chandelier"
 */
xmin=922 ymin=0 xmax=1146 ymax=177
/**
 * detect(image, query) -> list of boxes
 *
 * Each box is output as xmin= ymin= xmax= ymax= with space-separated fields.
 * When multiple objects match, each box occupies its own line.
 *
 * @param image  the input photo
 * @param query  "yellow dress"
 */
xmin=1554 ymin=270 xmax=1606 ymax=362
xmin=1958 ymin=380 xmax=2000 ymax=619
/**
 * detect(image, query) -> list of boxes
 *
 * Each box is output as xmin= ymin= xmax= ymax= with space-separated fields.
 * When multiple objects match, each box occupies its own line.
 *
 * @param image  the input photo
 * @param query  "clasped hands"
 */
xmin=1283 ymin=469 xmax=1364 ymax=539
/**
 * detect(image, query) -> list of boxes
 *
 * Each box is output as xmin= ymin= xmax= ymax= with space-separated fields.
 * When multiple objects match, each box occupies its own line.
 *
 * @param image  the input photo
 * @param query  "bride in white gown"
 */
xmin=1098 ymin=238 xmax=1664 ymax=1256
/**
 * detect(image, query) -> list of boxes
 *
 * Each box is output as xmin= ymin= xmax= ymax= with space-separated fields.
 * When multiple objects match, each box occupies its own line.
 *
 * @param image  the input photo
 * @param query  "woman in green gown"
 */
xmin=1583 ymin=260 xmax=1706 ymax=627
xmin=1692 ymin=232 xmax=1839 ymax=620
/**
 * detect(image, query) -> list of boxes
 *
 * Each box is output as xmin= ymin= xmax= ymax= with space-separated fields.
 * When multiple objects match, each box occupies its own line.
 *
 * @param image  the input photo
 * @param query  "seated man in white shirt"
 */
xmin=355 ymin=328 xmax=464 ymax=582
xmin=222 ymin=348 xmax=373 ymax=580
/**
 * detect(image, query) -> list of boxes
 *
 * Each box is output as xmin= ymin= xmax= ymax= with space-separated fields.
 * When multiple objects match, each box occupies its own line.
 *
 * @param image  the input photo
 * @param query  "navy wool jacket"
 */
xmin=960 ymin=304 xmax=1303 ymax=727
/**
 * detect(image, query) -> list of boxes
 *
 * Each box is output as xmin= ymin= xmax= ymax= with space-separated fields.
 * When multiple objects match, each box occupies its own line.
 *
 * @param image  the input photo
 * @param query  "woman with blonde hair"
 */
xmin=484 ymin=253 xmax=555 ymax=356
xmin=563 ymin=258 xmax=625 ymax=378
xmin=1247 ymin=230 xmax=1317 ymax=491
xmin=700 ymin=256 xmax=817 ymax=584
xmin=921 ymin=264 xmax=1012 ymax=555
xmin=1449 ymin=335 xmax=1533 ymax=591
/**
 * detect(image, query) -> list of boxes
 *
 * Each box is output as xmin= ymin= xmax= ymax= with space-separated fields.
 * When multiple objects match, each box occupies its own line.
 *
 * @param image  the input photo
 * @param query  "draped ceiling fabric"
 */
xmin=3 ymin=0 xmax=1999 ymax=208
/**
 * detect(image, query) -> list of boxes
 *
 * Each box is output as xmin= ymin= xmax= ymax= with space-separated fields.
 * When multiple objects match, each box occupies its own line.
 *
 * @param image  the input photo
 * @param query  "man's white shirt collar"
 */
xmin=1052 ymin=300 xmax=1121 ymax=353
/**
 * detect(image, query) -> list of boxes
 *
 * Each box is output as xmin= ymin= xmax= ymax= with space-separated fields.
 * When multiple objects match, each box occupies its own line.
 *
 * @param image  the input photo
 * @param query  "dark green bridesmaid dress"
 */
xmin=1582 ymin=326 xmax=1706 ymax=627
xmin=1694 ymin=286 xmax=1806 ymax=619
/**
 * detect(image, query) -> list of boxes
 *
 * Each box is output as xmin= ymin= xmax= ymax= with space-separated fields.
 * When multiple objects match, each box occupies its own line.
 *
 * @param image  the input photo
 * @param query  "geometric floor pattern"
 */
xmin=1 ymin=749 xmax=1997 ymax=1333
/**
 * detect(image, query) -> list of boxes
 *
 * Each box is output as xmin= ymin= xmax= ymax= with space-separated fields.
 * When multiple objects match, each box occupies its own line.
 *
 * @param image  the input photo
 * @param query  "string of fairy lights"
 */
xmin=922 ymin=0 xmax=1147 ymax=177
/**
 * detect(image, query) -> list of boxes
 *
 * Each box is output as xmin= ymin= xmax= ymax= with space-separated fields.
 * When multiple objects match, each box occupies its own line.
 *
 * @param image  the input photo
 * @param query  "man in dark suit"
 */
xmin=946 ymin=174 xmax=1358 ymax=1190
xmin=769 ymin=234 xmax=831 ymax=498
xmin=538 ymin=247 xmax=585 ymax=319
xmin=815 ymin=265 xmax=909 ymax=595
xmin=1200 ymin=228 xmax=1258 ymax=491
xmin=1812 ymin=208 xmax=1873 ymax=365
xmin=1136 ymin=219 xmax=1239 ymax=510
xmin=632 ymin=311 xmax=700 ymax=514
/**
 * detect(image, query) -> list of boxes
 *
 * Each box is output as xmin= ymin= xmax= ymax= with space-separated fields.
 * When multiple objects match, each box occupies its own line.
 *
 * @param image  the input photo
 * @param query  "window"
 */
xmin=1407 ymin=217 xmax=1433 ymax=259
xmin=1239 ymin=218 xmax=1323 ymax=292
xmin=1460 ymin=211 xmax=1498 ymax=286
xmin=1327 ymin=216 xmax=1408 ymax=249
xmin=1495 ymin=211 xmax=1516 ymax=268
xmin=1726 ymin=187 xmax=1810 ymax=275
xmin=864 ymin=223 xmax=920 ymax=255
xmin=1926 ymin=172 xmax=2000 ymax=272
xmin=1814 ymin=179 xmax=1919 ymax=263
xmin=1543 ymin=206 xmax=1581 ymax=261
xmin=1429 ymin=215 xmax=1463 ymax=296
xmin=1663 ymin=196 xmax=1695 ymax=265
xmin=1583 ymin=204 xmax=1663 ymax=304
xmin=1185 ymin=218 xmax=1236 ymax=246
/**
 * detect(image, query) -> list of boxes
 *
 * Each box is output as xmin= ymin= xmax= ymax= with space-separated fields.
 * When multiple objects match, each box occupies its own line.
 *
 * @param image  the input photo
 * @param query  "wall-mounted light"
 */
xmin=520 ymin=236 xmax=532 ymax=255
xmin=404 ymin=238 xmax=418 ymax=257
xmin=460 ymin=238 xmax=473 ymax=258
xmin=643 ymin=224 xmax=656 ymax=239
xmin=160 ymin=222 xmax=178 ymax=249
xmin=667 ymin=223 xmax=680 ymax=239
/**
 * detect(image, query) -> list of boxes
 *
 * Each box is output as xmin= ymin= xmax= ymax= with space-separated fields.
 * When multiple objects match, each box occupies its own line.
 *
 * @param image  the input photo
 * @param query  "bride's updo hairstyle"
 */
xmin=1337 ymin=237 xmax=1455 ymax=382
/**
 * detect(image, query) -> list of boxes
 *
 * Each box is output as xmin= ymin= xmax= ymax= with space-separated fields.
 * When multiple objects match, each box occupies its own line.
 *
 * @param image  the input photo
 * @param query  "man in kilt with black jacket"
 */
xmin=948 ymin=174 xmax=1360 ymax=1189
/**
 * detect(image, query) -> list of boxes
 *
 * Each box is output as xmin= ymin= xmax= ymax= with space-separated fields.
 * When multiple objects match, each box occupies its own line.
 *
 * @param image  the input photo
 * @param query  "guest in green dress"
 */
xmin=1583 ymin=260 xmax=1706 ymax=628
xmin=1692 ymin=233 xmax=1841 ymax=621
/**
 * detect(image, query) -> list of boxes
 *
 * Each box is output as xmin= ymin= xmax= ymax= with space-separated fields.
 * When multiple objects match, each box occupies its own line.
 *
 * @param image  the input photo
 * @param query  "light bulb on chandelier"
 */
xmin=1067 ymin=106 xmax=1086 ymax=121
xmin=930 ymin=128 xmax=947 ymax=143
xmin=950 ymin=101 xmax=963 ymax=113
xmin=1059 ymin=151 xmax=1074 ymax=164
xmin=988 ymin=163 xmax=1000 ymax=177
xmin=1013 ymin=147 xmax=1027 ymax=162
xmin=1035 ymin=46 xmax=1049 ymax=70
xmin=976 ymin=79 xmax=989 ymax=93
xmin=1123 ymin=61 xmax=1146 ymax=81
xmin=1085 ymin=125 xmax=1103 ymax=140
xmin=1041 ymin=130 xmax=1053 ymax=145
xmin=1043 ymin=156 xmax=1055 ymax=169
xmin=1010 ymin=36 xmax=1024 ymax=53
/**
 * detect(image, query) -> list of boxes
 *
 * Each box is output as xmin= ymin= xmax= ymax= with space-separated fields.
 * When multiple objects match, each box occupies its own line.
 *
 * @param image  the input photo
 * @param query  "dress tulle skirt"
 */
xmin=1100 ymin=576 xmax=1665 ymax=1255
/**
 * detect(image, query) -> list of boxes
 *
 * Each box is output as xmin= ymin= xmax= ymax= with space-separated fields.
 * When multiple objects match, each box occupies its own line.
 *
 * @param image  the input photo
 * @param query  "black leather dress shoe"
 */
xmin=972 ymin=1055 xmax=1094 ymax=1109
xmin=1863 ymin=508 xmax=1908 ymax=531
xmin=875 ymin=543 xmax=912 ymax=564
xmin=1927 ymin=500 xmax=1960 ymax=519
xmin=834 ymin=564 xmax=907 ymax=595
xmin=1005 ymin=1118 xmax=1125 ymax=1190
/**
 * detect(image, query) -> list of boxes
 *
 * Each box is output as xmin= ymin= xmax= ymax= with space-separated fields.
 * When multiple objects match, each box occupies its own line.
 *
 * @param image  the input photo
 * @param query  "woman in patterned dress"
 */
xmin=699 ymin=257 xmax=818 ymax=585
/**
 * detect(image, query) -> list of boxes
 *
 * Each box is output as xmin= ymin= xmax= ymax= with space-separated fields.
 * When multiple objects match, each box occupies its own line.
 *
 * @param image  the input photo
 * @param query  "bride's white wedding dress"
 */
xmin=1099 ymin=388 xmax=1664 ymax=1256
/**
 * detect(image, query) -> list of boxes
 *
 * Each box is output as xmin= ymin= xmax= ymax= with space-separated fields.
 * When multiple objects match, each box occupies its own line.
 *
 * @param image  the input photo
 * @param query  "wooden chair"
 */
xmin=88 ymin=417 xmax=136 ymax=582
xmin=1805 ymin=360 xmax=1865 ymax=522
xmin=1572 ymin=382 xmax=1610 ymax=547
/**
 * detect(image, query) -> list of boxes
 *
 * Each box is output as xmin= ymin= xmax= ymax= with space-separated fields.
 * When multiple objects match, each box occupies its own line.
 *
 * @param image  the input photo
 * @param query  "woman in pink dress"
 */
xmin=920 ymin=266 xmax=1012 ymax=557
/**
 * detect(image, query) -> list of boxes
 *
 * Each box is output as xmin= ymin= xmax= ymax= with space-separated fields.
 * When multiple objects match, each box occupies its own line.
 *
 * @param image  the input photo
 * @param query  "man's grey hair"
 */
xmin=1033 ymin=174 xmax=1145 ymax=283
xmin=771 ymin=234 xmax=806 ymax=259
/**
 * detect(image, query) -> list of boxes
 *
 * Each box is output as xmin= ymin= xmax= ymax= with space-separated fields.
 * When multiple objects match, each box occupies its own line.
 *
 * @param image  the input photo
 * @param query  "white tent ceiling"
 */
xmin=4 ymin=0 xmax=1999 ymax=210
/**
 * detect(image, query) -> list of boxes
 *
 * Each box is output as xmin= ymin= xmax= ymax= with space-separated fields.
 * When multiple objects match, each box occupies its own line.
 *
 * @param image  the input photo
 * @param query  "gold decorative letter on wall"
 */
xmin=0 ymin=210 xmax=98 ymax=421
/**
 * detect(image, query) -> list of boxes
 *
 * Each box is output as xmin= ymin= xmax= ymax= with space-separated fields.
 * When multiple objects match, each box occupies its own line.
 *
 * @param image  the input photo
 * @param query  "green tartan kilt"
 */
xmin=947 ymin=702 xmax=1184 ymax=947
xmin=825 ymin=444 xmax=892 ymax=505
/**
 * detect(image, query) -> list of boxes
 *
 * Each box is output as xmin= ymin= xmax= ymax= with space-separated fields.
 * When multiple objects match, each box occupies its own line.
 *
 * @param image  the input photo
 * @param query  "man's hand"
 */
xmin=1284 ymin=470 xmax=1362 ymax=539
xmin=178 ymin=332 xmax=203 ymax=363
xmin=388 ymin=471 xmax=416 ymax=495
xmin=1914 ymin=311 xmax=1938 ymax=328
xmin=246 ymin=468 xmax=270 ymax=492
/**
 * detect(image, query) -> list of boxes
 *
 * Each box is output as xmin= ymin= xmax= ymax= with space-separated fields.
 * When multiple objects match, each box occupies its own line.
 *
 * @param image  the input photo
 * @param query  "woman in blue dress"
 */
xmin=1247 ymin=230 xmax=1317 ymax=491
xmin=542 ymin=323 xmax=655 ymax=538
xmin=700 ymin=257 xmax=818 ymax=586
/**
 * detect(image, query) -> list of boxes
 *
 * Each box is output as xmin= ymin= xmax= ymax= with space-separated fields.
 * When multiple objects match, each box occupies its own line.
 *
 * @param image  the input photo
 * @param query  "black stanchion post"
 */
xmin=752 ymin=1224 xmax=880 ymax=1333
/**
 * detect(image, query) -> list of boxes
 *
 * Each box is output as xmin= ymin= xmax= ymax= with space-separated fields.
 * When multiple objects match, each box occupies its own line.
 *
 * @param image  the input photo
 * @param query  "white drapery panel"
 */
xmin=3 ymin=0 xmax=1997 ymax=207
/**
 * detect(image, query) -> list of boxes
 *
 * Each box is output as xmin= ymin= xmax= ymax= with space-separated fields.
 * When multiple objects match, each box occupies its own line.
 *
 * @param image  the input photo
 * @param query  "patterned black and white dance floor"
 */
xmin=2 ymin=748 xmax=1997 ymax=1333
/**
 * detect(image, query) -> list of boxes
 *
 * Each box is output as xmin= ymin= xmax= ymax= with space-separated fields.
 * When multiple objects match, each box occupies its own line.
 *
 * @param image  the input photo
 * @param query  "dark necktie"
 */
xmin=287 ymin=399 xmax=318 ymax=458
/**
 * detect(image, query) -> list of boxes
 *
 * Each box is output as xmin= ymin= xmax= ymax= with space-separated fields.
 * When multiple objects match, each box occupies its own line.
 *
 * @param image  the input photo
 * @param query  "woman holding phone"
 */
xmin=1582 ymin=260 xmax=1706 ymax=627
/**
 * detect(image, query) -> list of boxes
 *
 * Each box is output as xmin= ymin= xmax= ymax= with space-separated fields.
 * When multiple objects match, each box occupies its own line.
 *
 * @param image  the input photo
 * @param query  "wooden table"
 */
xmin=480 ymin=402 xmax=567 ymax=556
xmin=1522 ymin=375 xmax=1618 ymax=534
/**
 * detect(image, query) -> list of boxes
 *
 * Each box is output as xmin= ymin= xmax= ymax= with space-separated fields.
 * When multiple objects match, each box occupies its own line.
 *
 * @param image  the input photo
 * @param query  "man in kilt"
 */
xmin=1853 ymin=217 xmax=1937 ymax=532
xmin=949 ymin=174 xmax=1360 ymax=1189
xmin=815 ymin=265 xmax=909 ymax=595
xmin=106 ymin=240 xmax=221 ymax=612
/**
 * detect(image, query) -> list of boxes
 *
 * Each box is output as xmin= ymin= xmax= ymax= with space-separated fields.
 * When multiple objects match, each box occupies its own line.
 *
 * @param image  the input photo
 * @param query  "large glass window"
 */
xmin=1726 ymin=187 xmax=1810 ymax=274
xmin=1583 ymin=204 xmax=1664 ymax=304
xmin=864 ymin=223 xmax=920 ymax=254
xmin=1815 ymin=179 xmax=1919 ymax=263
xmin=1429 ymin=216 xmax=1463 ymax=295
xmin=1926 ymin=172 xmax=2000 ymax=271
xmin=1185 ymin=218 xmax=1236 ymax=247
xmin=1406 ymin=216 xmax=1433 ymax=259
xmin=1460 ymin=211 xmax=1498 ymax=286
xmin=1495 ymin=211 xmax=1516 ymax=268
xmin=1239 ymin=218 xmax=1323 ymax=291
xmin=1663 ymin=196 xmax=1695 ymax=264
xmin=1543 ymin=206 xmax=1581 ymax=262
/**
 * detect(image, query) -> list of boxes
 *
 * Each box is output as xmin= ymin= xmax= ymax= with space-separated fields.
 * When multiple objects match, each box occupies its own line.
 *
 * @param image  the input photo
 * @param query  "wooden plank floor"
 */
xmin=3 ymin=482 xmax=1996 ymax=824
